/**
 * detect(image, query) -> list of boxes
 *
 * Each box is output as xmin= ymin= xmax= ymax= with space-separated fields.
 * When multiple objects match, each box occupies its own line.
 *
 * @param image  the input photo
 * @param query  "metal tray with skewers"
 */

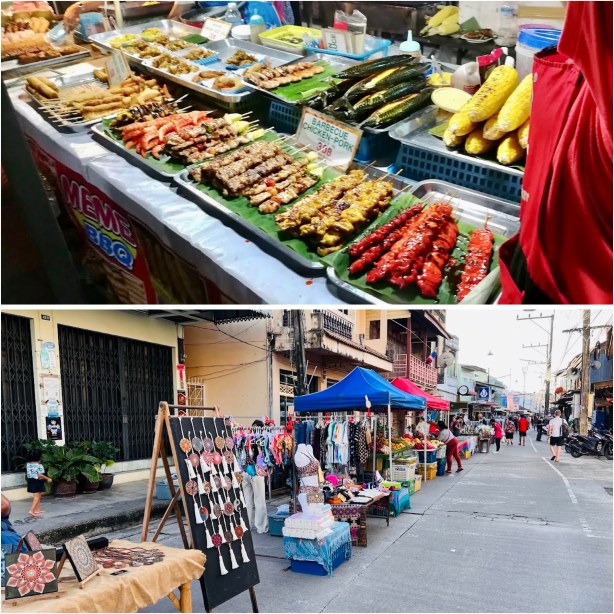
xmin=174 ymin=144 xmax=420 ymax=276
xmin=22 ymin=70 xmax=172 ymax=132
xmin=325 ymin=179 xmax=520 ymax=305
xmin=91 ymin=106 xmax=260 ymax=181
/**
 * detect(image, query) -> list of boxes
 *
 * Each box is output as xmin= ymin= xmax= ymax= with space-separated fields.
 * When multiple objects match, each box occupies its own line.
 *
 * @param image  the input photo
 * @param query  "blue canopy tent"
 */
xmin=294 ymin=367 xmax=426 ymax=476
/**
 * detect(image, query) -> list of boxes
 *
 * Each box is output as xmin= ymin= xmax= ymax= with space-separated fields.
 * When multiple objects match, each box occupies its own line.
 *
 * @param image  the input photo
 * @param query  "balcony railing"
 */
xmin=409 ymin=354 xmax=437 ymax=388
xmin=314 ymin=309 xmax=353 ymax=340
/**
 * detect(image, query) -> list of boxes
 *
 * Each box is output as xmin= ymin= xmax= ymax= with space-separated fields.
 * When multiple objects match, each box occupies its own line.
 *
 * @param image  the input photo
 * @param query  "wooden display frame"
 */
xmin=141 ymin=402 xmax=259 ymax=613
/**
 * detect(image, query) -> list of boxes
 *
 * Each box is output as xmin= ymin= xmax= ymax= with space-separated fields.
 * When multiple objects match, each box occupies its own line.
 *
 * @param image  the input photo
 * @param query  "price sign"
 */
xmin=201 ymin=17 xmax=232 ymax=41
xmin=295 ymin=108 xmax=362 ymax=171
xmin=105 ymin=50 xmax=131 ymax=88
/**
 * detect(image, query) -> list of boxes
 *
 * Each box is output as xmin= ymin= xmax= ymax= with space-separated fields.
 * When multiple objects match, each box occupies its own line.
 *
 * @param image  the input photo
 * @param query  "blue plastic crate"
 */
xmin=290 ymin=546 xmax=347 ymax=576
xmin=416 ymin=449 xmax=437 ymax=464
xmin=267 ymin=101 xmax=399 ymax=163
xmin=395 ymin=143 xmax=522 ymax=202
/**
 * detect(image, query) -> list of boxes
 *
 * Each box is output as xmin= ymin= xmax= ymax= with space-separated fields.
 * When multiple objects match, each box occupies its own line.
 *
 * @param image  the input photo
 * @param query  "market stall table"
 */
xmin=6 ymin=76 xmax=343 ymax=305
xmin=2 ymin=539 xmax=205 ymax=613
xmin=283 ymin=521 xmax=352 ymax=576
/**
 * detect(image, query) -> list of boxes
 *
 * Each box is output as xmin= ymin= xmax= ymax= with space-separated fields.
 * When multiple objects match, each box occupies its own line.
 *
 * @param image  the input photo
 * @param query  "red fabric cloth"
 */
xmin=518 ymin=418 xmax=530 ymax=432
xmin=446 ymin=439 xmax=462 ymax=471
xmin=500 ymin=1 xmax=613 ymax=304
xmin=493 ymin=422 xmax=504 ymax=439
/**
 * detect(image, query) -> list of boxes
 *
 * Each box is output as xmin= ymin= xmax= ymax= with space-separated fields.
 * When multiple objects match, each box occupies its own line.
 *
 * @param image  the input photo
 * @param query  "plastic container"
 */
xmin=223 ymin=2 xmax=244 ymax=28
xmin=290 ymin=547 xmax=347 ymax=575
xmin=305 ymin=35 xmax=391 ymax=61
xmin=391 ymin=463 xmax=416 ymax=482
xmin=451 ymin=61 xmax=480 ymax=95
xmin=259 ymin=24 xmax=322 ymax=55
xmin=249 ymin=13 xmax=266 ymax=43
xmin=436 ymin=457 xmax=447 ymax=476
xmin=495 ymin=3 xmax=518 ymax=47
xmin=416 ymin=449 xmax=437 ymax=464
xmin=515 ymin=28 xmax=562 ymax=80
xmin=414 ymin=474 xmax=422 ymax=492
xmin=155 ymin=480 xmax=181 ymax=501
xmin=399 ymin=30 xmax=421 ymax=59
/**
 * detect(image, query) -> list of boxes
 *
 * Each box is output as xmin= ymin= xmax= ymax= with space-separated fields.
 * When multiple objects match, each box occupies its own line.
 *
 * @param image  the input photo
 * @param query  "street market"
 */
xmin=1 ymin=307 xmax=612 ymax=612
xmin=3 ymin=1 xmax=611 ymax=305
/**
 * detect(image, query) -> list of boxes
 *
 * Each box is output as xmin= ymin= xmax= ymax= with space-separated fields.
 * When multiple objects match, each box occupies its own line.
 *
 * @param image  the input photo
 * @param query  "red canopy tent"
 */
xmin=391 ymin=378 xmax=450 ymax=411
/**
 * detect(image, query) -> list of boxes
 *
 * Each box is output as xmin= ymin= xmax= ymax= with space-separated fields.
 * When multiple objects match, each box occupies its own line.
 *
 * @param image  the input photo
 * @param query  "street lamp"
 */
xmin=486 ymin=350 xmax=494 ymax=385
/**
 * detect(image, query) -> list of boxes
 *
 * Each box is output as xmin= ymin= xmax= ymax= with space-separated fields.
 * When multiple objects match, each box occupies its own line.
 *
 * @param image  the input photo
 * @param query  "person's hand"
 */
xmin=63 ymin=3 xmax=81 ymax=32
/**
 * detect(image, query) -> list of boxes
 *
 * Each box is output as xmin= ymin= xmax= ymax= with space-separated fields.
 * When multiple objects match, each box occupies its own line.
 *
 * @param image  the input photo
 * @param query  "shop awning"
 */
xmin=391 ymin=377 xmax=450 ymax=411
xmin=142 ymin=309 xmax=270 ymax=325
xmin=294 ymin=366 xmax=426 ymax=412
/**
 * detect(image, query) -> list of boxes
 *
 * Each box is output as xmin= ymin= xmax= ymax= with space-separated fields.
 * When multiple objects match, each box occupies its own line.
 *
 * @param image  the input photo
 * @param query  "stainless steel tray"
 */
xmin=174 ymin=170 xmax=326 ymax=275
xmin=1 ymin=46 xmax=91 ymax=79
xmin=325 ymin=179 xmax=520 ymax=305
xmin=23 ymin=72 xmax=113 ymax=133
xmin=91 ymin=122 xmax=180 ymax=180
xmin=89 ymin=19 xmax=201 ymax=54
xmin=390 ymin=121 xmax=525 ymax=178
xmin=241 ymin=53 xmax=357 ymax=106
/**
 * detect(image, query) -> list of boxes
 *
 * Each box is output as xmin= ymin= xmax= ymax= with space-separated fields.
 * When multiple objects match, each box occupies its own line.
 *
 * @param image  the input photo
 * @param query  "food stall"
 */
xmin=3 ymin=2 xmax=526 ymax=305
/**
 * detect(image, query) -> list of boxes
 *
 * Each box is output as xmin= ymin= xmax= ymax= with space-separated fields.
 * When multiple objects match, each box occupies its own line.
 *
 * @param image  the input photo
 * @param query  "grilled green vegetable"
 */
xmin=334 ymin=54 xmax=416 ymax=80
xmin=343 ymin=63 xmax=429 ymax=102
xmin=361 ymin=88 xmax=434 ymax=128
xmin=350 ymin=79 xmax=427 ymax=119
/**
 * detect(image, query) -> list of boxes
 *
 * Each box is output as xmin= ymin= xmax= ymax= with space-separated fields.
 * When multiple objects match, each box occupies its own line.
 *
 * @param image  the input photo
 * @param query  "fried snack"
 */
xmin=93 ymin=68 xmax=108 ymax=82
xmin=25 ymin=76 xmax=59 ymax=99
xmin=212 ymin=75 xmax=242 ymax=91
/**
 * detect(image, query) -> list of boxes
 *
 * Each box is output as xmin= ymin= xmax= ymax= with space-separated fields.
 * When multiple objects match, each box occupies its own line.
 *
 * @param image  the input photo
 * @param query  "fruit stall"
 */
xmin=3 ymin=6 xmax=527 ymax=305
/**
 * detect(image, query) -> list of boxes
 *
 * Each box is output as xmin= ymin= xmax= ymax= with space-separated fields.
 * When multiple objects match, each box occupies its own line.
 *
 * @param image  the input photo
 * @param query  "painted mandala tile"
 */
xmin=5 ymin=549 xmax=58 ymax=599
xmin=63 ymin=535 xmax=98 ymax=582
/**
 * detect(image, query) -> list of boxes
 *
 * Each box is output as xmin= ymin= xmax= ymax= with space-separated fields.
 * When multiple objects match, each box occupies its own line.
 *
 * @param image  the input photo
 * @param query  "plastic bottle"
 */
xmin=223 ymin=2 xmax=243 ymax=28
xmin=399 ymin=31 xmax=421 ymax=60
xmin=249 ymin=12 xmax=266 ymax=44
xmin=495 ymin=3 xmax=517 ymax=47
xmin=451 ymin=61 xmax=480 ymax=94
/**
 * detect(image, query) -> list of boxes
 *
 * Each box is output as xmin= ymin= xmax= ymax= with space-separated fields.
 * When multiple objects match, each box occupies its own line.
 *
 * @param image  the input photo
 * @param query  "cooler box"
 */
xmin=268 ymin=512 xmax=289 ymax=536
xmin=290 ymin=547 xmax=347 ymax=576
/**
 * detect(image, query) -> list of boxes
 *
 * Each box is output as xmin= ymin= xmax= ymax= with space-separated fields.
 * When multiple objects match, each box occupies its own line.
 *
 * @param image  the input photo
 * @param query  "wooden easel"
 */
xmin=141 ymin=402 xmax=259 ymax=613
xmin=56 ymin=553 xmax=101 ymax=588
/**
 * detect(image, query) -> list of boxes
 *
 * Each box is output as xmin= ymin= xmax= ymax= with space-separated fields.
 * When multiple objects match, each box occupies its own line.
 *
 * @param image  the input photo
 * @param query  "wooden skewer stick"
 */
xmin=483 ymin=213 xmax=493 ymax=229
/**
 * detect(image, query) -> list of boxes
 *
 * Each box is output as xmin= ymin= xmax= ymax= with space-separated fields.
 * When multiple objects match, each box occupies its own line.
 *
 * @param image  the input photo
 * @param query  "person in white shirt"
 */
xmin=547 ymin=409 xmax=564 ymax=462
xmin=437 ymin=421 xmax=463 ymax=474
xmin=415 ymin=417 xmax=429 ymax=438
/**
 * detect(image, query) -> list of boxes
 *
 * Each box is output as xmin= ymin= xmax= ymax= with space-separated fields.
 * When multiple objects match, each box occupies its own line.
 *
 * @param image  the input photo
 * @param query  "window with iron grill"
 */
xmin=58 ymin=325 xmax=173 ymax=462
xmin=1 ymin=314 xmax=37 ymax=473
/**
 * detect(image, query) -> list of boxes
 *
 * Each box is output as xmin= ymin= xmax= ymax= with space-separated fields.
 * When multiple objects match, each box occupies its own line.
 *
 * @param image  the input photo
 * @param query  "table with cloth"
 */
xmin=2 ymin=540 xmax=205 ymax=613
xmin=283 ymin=522 xmax=352 ymax=576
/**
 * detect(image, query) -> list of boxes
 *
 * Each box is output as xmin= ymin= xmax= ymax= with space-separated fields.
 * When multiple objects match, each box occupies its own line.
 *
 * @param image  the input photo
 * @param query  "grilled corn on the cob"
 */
xmin=482 ymin=113 xmax=506 ymax=140
xmin=443 ymin=127 xmax=464 ymax=148
xmin=497 ymin=133 xmax=524 ymax=165
xmin=465 ymin=65 xmax=518 ymax=122
xmin=497 ymin=74 xmax=532 ymax=132
xmin=420 ymin=5 xmax=458 ymax=34
xmin=518 ymin=119 xmax=530 ymax=149
xmin=448 ymin=111 xmax=475 ymax=136
xmin=465 ymin=128 xmax=496 ymax=155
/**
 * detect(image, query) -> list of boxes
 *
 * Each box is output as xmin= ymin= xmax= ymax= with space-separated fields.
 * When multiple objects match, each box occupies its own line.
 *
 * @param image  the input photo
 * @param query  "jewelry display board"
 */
xmin=142 ymin=403 xmax=259 ymax=612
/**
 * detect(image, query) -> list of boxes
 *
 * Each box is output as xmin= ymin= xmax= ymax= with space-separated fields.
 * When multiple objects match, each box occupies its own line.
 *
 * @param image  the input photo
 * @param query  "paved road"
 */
xmin=107 ymin=437 xmax=612 ymax=613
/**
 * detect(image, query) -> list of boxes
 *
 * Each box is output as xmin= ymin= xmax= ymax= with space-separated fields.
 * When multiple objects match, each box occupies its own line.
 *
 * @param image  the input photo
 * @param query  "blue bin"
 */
xmin=290 ymin=546 xmax=347 ymax=576
xmin=416 ymin=449 xmax=437 ymax=464
xmin=395 ymin=143 xmax=522 ymax=202
xmin=155 ymin=480 xmax=181 ymax=501
xmin=437 ymin=457 xmax=447 ymax=476
xmin=268 ymin=512 xmax=289 ymax=537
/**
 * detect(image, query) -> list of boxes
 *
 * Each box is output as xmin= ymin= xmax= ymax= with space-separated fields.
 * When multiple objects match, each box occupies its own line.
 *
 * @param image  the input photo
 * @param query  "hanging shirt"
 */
xmin=499 ymin=1 xmax=612 ymax=303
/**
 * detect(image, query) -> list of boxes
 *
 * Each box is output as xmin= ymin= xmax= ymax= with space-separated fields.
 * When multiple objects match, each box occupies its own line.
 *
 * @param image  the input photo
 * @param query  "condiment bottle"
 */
xmin=399 ymin=30 xmax=421 ymax=59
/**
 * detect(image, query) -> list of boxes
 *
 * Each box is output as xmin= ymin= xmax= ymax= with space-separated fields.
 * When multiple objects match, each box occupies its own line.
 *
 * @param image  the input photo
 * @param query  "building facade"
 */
xmin=1 ymin=310 xmax=181 ymax=490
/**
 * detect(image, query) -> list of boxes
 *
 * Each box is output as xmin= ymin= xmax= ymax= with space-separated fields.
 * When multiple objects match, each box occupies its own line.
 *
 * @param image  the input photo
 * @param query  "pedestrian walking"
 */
xmin=242 ymin=420 xmax=269 ymax=534
xmin=491 ymin=420 xmax=504 ymax=453
xmin=547 ymin=410 xmax=565 ymax=462
xmin=536 ymin=416 xmax=544 ymax=441
xmin=451 ymin=415 xmax=461 ymax=437
xmin=437 ymin=421 xmax=463 ymax=473
xmin=518 ymin=415 xmax=530 ymax=446
xmin=504 ymin=417 xmax=515 ymax=445
xmin=25 ymin=449 xmax=52 ymax=517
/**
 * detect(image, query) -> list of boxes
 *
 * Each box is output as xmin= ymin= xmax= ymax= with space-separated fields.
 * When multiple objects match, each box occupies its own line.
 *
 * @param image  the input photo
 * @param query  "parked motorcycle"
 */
xmin=565 ymin=429 xmax=613 ymax=459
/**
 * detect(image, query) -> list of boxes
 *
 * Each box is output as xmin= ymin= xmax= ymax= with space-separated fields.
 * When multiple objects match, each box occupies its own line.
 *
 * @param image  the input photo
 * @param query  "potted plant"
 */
xmin=42 ymin=446 xmax=99 ymax=497
xmin=91 ymin=441 xmax=119 ymax=491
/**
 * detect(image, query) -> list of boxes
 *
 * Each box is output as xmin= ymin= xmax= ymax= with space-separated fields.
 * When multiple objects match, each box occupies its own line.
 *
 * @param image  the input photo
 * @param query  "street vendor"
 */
xmin=436 ymin=421 xmax=463 ymax=474
xmin=499 ymin=0 xmax=612 ymax=304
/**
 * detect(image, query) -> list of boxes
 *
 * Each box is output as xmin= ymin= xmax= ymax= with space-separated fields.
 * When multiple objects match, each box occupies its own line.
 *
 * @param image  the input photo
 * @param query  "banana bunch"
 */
xmin=420 ymin=5 xmax=460 ymax=36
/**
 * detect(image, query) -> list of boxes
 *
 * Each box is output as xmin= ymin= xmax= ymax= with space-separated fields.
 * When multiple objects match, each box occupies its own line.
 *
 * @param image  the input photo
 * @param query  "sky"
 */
xmin=445 ymin=308 xmax=613 ymax=394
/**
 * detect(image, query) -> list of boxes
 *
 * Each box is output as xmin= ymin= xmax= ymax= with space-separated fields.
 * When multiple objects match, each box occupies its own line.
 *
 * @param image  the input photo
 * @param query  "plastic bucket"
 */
xmin=515 ymin=28 xmax=562 ymax=80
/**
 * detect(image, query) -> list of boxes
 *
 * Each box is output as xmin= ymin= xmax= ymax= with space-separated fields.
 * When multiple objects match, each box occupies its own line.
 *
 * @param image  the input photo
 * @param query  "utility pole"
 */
xmin=292 ymin=310 xmax=308 ymax=396
xmin=518 ymin=312 xmax=554 ymax=416
xmin=562 ymin=316 xmax=610 ymax=436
